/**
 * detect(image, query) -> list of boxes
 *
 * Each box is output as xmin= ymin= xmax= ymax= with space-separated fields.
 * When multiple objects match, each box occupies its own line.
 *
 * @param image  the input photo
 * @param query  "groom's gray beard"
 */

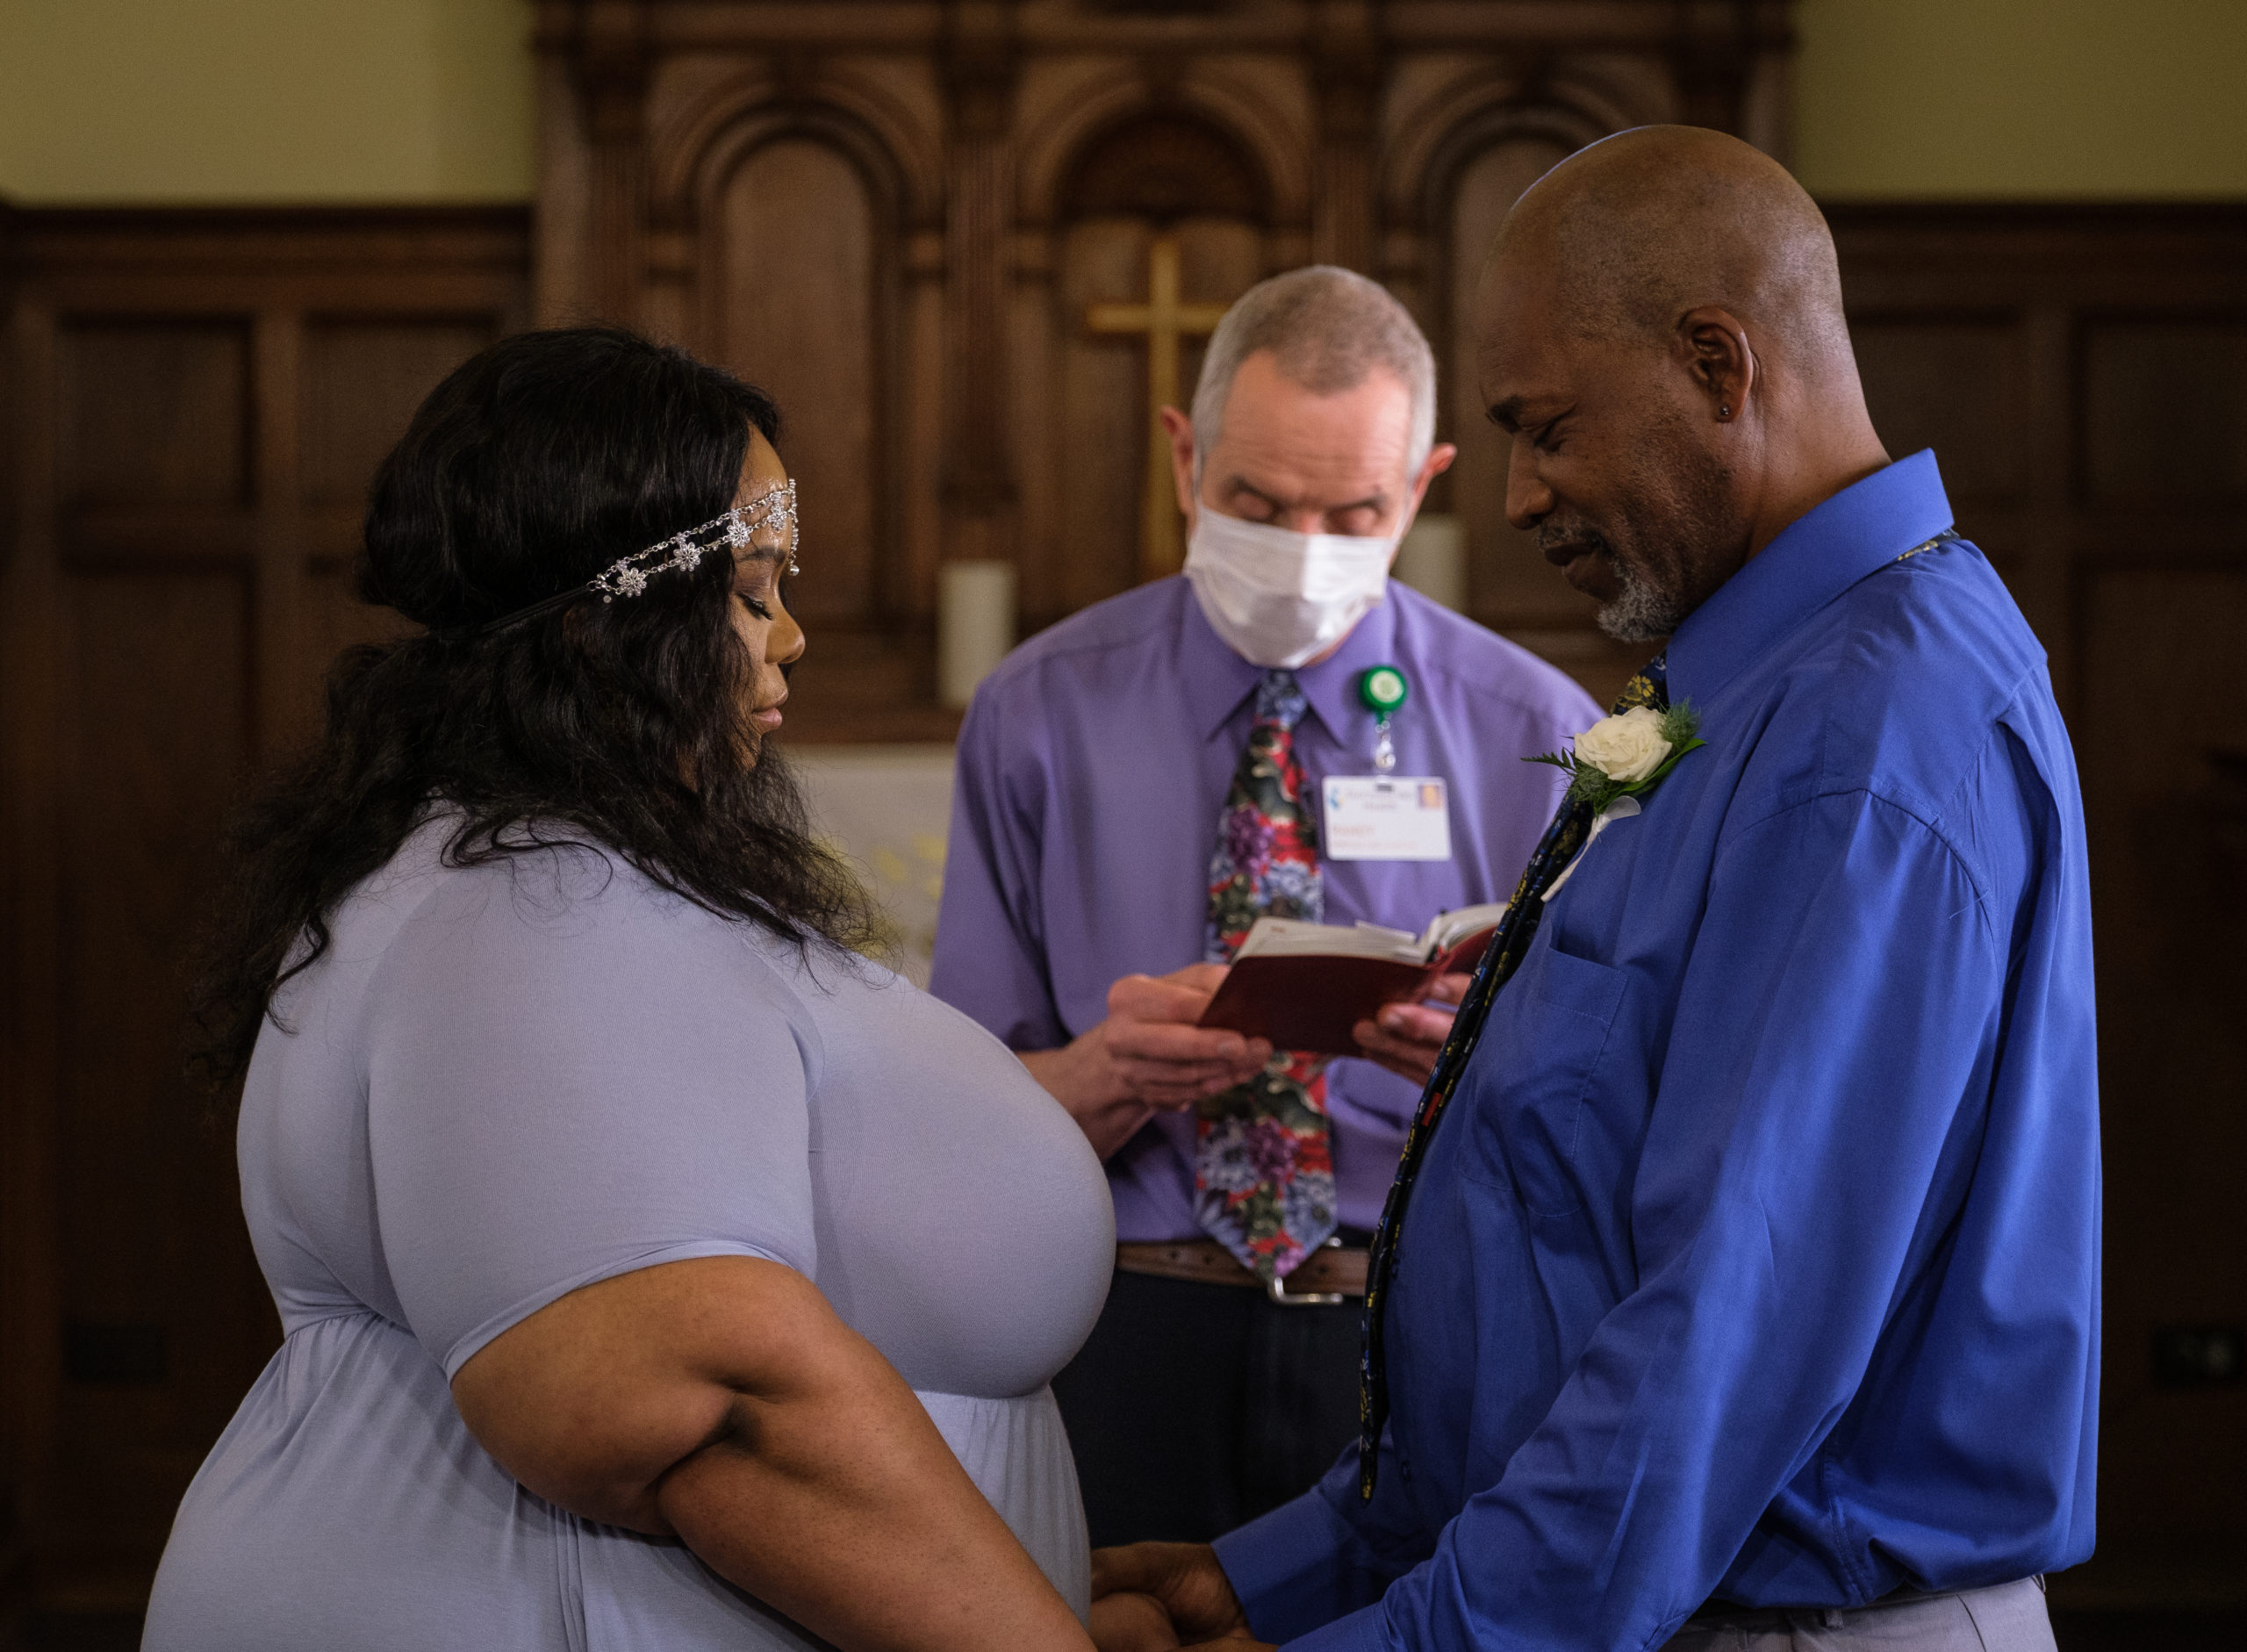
xmin=1595 ymin=554 xmax=1687 ymax=642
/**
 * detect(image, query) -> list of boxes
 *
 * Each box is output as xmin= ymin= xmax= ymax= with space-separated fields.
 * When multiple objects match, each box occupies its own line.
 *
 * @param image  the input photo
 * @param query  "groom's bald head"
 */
xmin=1474 ymin=126 xmax=1885 ymax=642
xmin=1498 ymin=126 xmax=1853 ymax=378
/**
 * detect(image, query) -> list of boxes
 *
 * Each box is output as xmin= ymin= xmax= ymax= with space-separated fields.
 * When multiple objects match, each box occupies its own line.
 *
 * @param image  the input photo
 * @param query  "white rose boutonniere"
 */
xmin=1572 ymin=706 xmax=1671 ymax=783
xmin=1528 ymin=700 xmax=1707 ymax=815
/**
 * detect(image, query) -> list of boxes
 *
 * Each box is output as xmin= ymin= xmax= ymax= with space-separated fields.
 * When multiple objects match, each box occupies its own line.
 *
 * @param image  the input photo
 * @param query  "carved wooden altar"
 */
xmin=533 ymin=0 xmax=1795 ymax=734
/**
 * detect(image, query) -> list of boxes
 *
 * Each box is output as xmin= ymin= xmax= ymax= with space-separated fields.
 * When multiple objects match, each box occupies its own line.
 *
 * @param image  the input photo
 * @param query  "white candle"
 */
xmin=1394 ymin=514 xmax=1467 ymax=613
xmin=938 ymin=560 xmax=1017 ymax=708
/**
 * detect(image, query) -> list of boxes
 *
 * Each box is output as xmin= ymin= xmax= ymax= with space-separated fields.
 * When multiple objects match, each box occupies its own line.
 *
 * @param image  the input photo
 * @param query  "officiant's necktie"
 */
xmin=1355 ymin=654 xmax=1671 ymax=1498
xmin=1195 ymin=668 xmax=1339 ymax=1282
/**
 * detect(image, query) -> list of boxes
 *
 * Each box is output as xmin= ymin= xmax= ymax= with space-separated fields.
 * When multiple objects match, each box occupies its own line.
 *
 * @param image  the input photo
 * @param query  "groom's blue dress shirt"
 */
xmin=1211 ymin=452 xmax=2100 ymax=1652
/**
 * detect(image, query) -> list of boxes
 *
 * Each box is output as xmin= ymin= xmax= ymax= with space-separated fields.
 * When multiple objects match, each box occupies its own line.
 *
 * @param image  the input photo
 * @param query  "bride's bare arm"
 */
xmin=453 ymin=1255 xmax=1092 ymax=1652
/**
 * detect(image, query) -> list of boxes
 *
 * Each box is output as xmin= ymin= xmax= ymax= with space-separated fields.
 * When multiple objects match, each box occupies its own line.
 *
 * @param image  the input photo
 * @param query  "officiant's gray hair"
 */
xmin=1189 ymin=266 xmax=1438 ymax=478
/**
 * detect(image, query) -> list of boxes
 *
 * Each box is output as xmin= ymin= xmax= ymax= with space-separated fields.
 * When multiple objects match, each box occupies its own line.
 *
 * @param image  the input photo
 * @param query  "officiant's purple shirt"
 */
xmin=930 ymin=576 xmax=1600 ymax=1240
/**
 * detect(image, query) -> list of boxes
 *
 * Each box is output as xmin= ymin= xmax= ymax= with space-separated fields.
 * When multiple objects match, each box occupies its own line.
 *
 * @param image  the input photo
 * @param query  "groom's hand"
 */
xmin=1090 ymin=1542 xmax=1254 ymax=1646
xmin=1089 ymin=1588 xmax=1181 ymax=1652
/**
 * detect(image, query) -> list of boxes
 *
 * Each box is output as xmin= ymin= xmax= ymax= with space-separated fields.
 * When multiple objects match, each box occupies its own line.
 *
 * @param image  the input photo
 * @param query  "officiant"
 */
xmin=930 ymin=268 xmax=1597 ymax=1547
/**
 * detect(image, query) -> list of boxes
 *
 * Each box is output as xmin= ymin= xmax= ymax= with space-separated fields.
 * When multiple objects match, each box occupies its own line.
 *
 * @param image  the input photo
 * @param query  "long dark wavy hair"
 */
xmin=186 ymin=327 xmax=877 ymax=1098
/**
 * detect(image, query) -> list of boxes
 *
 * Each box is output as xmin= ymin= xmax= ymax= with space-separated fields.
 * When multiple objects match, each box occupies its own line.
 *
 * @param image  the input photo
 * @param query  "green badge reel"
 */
xmin=1359 ymin=665 xmax=1410 ymax=772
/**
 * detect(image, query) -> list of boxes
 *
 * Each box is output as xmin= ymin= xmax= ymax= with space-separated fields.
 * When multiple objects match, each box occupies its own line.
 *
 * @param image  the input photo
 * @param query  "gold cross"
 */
xmin=1086 ymin=233 xmax=1231 ymax=582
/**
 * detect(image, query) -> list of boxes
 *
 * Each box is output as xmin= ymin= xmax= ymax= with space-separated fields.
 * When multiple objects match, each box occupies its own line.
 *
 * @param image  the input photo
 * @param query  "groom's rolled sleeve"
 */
xmin=1259 ymin=781 xmax=2062 ymax=1652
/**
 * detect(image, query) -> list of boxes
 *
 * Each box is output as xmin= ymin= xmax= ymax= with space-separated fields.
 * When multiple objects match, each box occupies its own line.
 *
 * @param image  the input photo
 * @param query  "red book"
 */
xmin=1196 ymin=904 xmax=1510 ymax=1057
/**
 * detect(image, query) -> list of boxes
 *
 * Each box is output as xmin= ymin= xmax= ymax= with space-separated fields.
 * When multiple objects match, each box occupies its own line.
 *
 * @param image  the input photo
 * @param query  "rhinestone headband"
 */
xmin=468 ymin=481 xmax=800 ymax=637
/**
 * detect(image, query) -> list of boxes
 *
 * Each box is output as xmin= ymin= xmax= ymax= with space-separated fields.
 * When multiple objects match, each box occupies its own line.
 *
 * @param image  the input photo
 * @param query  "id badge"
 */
xmin=1322 ymin=776 xmax=1453 ymax=861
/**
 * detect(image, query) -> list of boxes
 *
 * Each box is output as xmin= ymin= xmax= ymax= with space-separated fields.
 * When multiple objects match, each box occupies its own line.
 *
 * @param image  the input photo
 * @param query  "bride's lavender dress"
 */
xmin=145 ymin=818 xmax=1114 ymax=1649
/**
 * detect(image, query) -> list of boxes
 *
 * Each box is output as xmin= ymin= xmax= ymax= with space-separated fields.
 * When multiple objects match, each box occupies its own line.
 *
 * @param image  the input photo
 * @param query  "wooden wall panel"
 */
xmin=2081 ymin=320 xmax=2247 ymax=507
xmin=1441 ymin=137 xmax=1575 ymax=634
xmin=301 ymin=319 xmax=499 ymax=507
xmin=717 ymin=140 xmax=881 ymax=627
xmin=1851 ymin=316 xmax=2028 ymax=508
xmin=54 ymin=569 xmax=263 ymax=1561
xmin=1056 ymin=219 xmax=1156 ymax=613
xmin=2077 ymin=569 xmax=2247 ymax=1569
xmin=541 ymin=0 xmax=1796 ymax=727
xmin=0 ymin=206 xmax=529 ymax=1623
xmin=1827 ymin=205 xmax=2247 ymax=1608
xmin=1054 ymin=215 xmax=1260 ymax=618
xmin=60 ymin=321 xmax=251 ymax=508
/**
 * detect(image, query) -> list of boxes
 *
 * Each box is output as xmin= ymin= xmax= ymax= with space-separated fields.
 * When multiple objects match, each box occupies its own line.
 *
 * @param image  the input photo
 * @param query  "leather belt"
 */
xmin=1682 ymin=1577 xmax=2045 ymax=1634
xmin=1115 ymin=1238 xmax=1368 ymax=1305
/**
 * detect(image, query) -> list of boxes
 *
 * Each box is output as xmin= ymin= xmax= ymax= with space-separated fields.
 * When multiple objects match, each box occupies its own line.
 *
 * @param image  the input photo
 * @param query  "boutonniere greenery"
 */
xmin=1527 ymin=702 xmax=1707 ymax=815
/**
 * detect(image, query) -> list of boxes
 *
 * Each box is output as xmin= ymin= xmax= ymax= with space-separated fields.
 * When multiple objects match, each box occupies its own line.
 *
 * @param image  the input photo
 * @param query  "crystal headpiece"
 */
xmin=470 ymin=481 xmax=799 ymax=636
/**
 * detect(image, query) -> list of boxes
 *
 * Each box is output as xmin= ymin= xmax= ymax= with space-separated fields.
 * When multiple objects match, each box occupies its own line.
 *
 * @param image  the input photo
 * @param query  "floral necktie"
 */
xmin=1356 ymin=657 xmax=1670 ymax=1498
xmin=1195 ymin=669 xmax=1339 ymax=1282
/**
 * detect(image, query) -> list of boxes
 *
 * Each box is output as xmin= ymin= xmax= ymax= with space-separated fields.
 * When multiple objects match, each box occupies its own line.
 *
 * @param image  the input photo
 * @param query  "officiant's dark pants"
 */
xmin=1052 ymin=1266 xmax=1363 ymax=1548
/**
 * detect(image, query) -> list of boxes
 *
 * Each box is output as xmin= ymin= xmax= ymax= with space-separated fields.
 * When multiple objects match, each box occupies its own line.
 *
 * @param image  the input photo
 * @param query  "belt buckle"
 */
xmin=1266 ymin=1275 xmax=1351 ymax=1306
xmin=1265 ymin=1237 xmax=1353 ymax=1307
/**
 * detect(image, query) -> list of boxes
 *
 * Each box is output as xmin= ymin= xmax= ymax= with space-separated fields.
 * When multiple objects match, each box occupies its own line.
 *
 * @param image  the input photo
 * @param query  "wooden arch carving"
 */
xmin=1382 ymin=65 xmax=1646 ymax=235
xmin=1056 ymin=108 xmax=1272 ymax=225
xmin=649 ymin=66 xmax=941 ymax=233
xmin=641 ymin=87 xmax=914 ymax=639
xmin=1016 ymin=69 xmax=1310 ymax=231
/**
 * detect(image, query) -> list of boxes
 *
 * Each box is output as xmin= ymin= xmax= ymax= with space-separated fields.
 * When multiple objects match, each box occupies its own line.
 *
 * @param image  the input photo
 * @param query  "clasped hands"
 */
xmin=1088 ymin=1541 xmax=1271 ymax=1652
xmin=1020 ymin=964 xmax=1469 ymax=1158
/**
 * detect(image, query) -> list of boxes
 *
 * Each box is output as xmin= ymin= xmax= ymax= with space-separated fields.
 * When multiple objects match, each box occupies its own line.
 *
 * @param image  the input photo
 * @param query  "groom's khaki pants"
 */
xmin=1662 ymin=1577 xmax=2055 ymax=1652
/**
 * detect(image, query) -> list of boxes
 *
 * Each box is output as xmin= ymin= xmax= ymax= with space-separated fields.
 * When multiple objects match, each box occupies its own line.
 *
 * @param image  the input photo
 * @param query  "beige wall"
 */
xmin=1794 ymin=0 xmax=2247 ymax=199
xmin=0 ymin=0 xmax=2241 ymax=205
xmin=0 ymin=0 xmax=534 ymax=203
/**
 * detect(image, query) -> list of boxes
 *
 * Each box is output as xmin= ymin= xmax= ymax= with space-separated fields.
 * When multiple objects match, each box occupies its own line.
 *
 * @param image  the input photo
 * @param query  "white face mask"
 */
xmin=1183 ymin=510 xmax=1399 ymax=669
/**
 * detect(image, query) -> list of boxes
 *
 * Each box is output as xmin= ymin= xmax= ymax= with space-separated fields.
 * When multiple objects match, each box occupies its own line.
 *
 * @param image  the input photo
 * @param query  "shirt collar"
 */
xmin=1296 ymin=591 xmax=1401 ymax=744
xmin=1666 ymin=449 xmax=1955 ymax=707
xmin=1180 ymin=580 xmax=1403 ymax=743
xmin=1177 ymin=588 xmax=1267 ymax=740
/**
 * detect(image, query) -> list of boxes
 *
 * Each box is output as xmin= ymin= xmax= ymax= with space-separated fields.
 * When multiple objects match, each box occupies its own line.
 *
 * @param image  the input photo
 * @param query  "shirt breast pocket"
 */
xmin=1464 ymin=941 xmax=1629 ymax=1217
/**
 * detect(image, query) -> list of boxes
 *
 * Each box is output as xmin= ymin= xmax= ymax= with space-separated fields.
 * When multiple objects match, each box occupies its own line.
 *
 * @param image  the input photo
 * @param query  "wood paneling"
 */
xmin=1054 ymin=215 xmax=1261 ymax=614
xmin=54 ymin=569 xmax=262 ymax=1556
xmin=1 ymin=205 xmax=529 ymax=1619
xmin=61 ymin=321 xmax=251 ymax=509
xmin=2081 ymin=320 xmax=2247 ymax=508
xmin=539 ymin=0 xmax=1798 ymax=719
xmin=1439 ymin=136 xmax=1577 ymax=632
xmin=1850 ymin=316 xmax=2028 ymax=507
xmin=717 ymin=140 xmax=883 ymax=627
xmin=301 ymin=319 xmax=502 ymax=506
xmin=2078 ymin=569 xmax=2247 ymax=1570
xmin=1827 ymin=204 xmax=2247 ymax=1605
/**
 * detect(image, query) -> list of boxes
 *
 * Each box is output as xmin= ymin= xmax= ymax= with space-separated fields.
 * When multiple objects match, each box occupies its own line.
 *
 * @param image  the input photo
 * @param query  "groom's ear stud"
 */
xmin=1719 ymin=403 xmax=1732 ymax=420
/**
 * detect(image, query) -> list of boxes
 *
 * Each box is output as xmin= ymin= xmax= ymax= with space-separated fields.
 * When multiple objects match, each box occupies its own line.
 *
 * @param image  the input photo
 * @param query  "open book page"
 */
xmin=1419 ymin=901 xmax=1511 ymax=958
xmin=1232 ymin=916 xmax=1423 ymax=963
xmin=1231 ymin=903 xmax=1512 ymax=967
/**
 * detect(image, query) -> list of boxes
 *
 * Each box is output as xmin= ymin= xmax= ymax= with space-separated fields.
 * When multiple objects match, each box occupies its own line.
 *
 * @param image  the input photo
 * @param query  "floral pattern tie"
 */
xmin=1195 ymin=669 xmax=1339 ymax=1282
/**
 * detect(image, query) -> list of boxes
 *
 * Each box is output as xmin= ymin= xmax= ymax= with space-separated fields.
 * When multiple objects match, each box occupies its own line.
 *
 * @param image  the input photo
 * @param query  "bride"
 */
xmin=146 ymin=327 xmax=1116 ymax=1651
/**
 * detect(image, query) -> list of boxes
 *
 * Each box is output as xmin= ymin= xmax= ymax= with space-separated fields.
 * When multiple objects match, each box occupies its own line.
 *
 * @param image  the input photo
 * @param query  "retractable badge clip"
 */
xmin=1359 ymin=664 xmax=1410 ymax=773
xmin=1328 ymin=666 xmax=1450 ymax=863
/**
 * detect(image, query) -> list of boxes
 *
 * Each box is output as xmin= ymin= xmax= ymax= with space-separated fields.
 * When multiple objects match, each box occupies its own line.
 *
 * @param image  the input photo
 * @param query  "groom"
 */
xmin=1092 ymin=126 xmax=2099 ymax=1652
